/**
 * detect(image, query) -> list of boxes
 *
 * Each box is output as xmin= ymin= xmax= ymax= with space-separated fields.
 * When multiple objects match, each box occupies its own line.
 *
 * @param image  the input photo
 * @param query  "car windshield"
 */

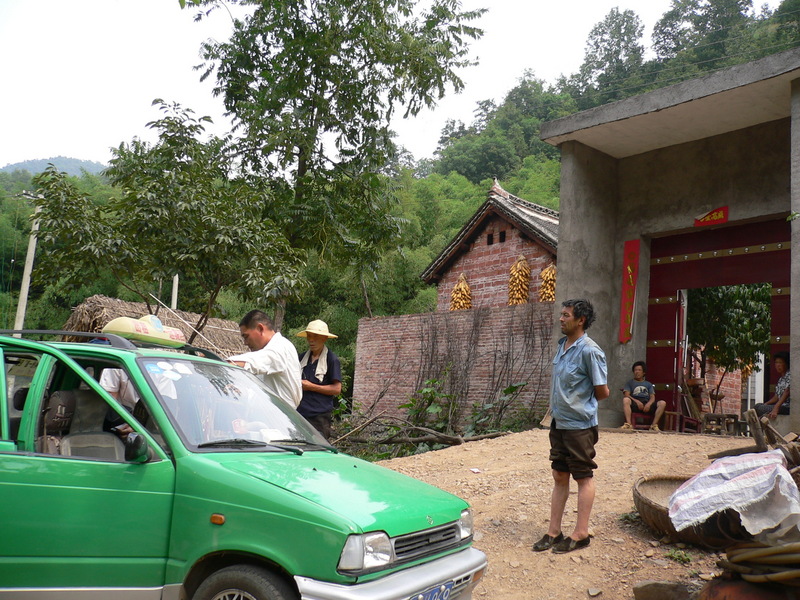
xmin=138 ymin=357 xmax=327 ymax=450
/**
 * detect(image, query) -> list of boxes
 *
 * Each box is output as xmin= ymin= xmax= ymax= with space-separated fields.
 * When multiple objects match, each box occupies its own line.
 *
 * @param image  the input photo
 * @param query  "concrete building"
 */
xmin=539 ymin=47 xmax=799 ymax=431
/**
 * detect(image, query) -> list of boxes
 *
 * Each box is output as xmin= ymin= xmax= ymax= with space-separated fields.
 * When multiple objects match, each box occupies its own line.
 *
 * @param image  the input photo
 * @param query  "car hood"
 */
xmin=215 ymin=452 xmax=467 ymax=535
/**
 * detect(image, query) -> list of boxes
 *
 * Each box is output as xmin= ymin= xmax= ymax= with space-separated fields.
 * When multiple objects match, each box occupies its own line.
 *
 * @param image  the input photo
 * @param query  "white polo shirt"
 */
xmin=228 ymin=332 xmax=302 ymax=408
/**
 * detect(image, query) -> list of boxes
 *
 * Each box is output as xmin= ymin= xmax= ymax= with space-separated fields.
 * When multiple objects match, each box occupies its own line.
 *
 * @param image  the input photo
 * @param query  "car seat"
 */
xmin=8 ymin=387 xmax=28 ymax=440
xmin=60 ymin=389 xmax=125 ymax=461
xmin=36 ymin=390 xmax=76 ymax=453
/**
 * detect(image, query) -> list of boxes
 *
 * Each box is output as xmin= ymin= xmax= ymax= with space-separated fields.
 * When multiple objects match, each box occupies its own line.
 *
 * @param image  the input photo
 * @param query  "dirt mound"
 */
xmin=380 ymin=428 xmax=754 ymax=600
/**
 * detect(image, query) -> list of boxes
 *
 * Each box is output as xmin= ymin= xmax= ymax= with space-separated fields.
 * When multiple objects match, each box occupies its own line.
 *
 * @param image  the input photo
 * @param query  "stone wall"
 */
xmin=353 ymin=303 xmax=555 ymax=431
xmin=435 ymin=214 xmax=555 ymax=311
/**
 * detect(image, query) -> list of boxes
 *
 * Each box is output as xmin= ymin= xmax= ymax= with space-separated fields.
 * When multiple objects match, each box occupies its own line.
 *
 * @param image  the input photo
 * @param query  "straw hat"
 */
xmin=296 ymin=319 xmax=338 ymax=338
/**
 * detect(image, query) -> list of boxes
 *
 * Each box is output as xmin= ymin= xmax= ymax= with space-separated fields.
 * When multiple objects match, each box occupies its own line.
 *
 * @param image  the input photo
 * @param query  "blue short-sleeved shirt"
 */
xmin=624 ymin=379 xmax=655 ymax=402
xmin=550 ymin=333 xmax=607 ymax=430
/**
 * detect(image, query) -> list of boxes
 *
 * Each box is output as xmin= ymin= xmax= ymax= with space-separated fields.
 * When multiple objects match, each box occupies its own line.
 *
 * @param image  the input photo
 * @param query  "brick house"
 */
xmin=420 ymin=181 xmax=558 ymax=310
xmin=352 ymin=182 xmax=559 ymax=429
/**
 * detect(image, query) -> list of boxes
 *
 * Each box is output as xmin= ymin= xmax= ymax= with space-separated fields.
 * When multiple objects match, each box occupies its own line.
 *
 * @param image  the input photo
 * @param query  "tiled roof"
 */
xmin=420 ymin=182 xmax=559 ymax=283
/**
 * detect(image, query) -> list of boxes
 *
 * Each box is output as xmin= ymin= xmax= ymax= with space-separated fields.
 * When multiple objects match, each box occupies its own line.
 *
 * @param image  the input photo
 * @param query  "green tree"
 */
xmin=686 ymin=283 xmax=772 ymax=400
xmin=33 ymin=102 xmax=303 ymax=340
xmin=653 ymin=0 xmax=753 ymax=67
xmin=186 ymin=0 xmax=485 ymax=273
xmin=564 ymin=8 xmax=646 ymax=108
xmin=435 ymin=133 xmax=520 ymax=184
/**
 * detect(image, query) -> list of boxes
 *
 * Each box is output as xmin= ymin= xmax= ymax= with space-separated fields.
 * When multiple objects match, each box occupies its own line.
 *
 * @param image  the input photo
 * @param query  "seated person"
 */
xmin=755 ymin=351 xmax=790 ymax=419
xmin=621 ymin=361 xmax=666 ymax=431
xmin=100 ymin=367 xmax=138 ymax=438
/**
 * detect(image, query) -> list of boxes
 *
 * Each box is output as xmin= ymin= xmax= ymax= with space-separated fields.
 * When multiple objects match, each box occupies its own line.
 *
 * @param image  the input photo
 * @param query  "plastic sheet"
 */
xmin=669 ymin=449 xmax=800 ymax=545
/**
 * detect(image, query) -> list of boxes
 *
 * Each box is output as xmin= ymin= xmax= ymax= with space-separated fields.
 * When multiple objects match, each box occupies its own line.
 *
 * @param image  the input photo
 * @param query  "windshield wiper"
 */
xmin=197 ymin=438 xmax=304 ymax=455
xmin=269 ymin=438 xmax=339 ymax=453
xmin=198 ymin=438 xmax=267 ymax=448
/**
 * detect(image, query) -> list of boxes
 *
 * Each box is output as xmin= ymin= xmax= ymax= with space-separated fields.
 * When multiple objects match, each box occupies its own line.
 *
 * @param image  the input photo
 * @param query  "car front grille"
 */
xmin=392 ymin=522 xmax=463 ymax=562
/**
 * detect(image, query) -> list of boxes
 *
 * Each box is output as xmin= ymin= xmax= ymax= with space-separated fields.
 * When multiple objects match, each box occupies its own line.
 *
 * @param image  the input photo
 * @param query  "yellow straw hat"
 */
xmin=296 ymin=319 xmax=338 ymax=338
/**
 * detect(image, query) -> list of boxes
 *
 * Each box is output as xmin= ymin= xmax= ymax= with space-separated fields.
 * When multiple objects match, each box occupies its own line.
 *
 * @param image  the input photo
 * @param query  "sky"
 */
xmin=0 ymin=0 xmax=779 ymax=168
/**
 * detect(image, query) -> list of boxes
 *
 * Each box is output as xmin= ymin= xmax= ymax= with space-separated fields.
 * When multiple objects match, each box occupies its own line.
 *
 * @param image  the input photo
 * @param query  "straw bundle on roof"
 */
xmin=63 ymin=294 xmax=247 ymax=356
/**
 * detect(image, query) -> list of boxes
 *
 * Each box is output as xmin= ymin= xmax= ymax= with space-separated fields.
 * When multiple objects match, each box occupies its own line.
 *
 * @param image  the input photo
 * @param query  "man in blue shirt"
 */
xmin=533 ymin=299 xmax=609 ymax=554
xmin=621 ymin=361 xmax=664 ymax=430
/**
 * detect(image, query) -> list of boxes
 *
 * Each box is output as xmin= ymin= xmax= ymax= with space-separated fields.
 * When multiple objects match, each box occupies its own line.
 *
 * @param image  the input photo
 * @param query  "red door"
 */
xmin=645 ymin=219 xmax=791 ymax=418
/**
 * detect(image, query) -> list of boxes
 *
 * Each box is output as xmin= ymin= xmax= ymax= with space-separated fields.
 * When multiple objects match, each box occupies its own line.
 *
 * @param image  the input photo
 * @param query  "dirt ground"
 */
xmin=379 ymin=428 xmax=756 ymax=600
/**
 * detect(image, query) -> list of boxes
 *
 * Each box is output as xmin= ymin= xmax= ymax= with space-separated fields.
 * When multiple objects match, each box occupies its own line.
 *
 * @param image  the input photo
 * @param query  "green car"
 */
xmin=0 ymin=332 xmax=487 ymax=600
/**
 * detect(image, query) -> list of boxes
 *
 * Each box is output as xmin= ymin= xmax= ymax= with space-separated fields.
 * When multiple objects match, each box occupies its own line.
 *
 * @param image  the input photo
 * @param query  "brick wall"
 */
xmin=689 ymin=362 xmax=743 ymax=415
xmin=435 ymin=216 xmax=555 ymax=311
xmin=352 ymin=303 xmax=555 ymax=431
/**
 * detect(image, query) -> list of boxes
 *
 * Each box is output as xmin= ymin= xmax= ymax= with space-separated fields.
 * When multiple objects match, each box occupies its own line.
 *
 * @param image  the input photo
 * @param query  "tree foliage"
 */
xmin=574 ymin=8 xmax=645 ymax=105
xmin=33 ymin=102 xmax=304 ymax=339
xmin=686 ymin=284 xmax=772 ymax=396
xmin=435 ymin=72 xmax=575 ymax=183
xmin=188 ymin=0 xmax=484 ymax=272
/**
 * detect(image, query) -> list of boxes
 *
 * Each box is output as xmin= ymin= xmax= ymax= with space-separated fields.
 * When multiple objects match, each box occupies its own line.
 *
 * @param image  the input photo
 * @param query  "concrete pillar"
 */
xmin=791 ymin=78 xmax=800 ymax=434
xmin=554 ymin=141 xmax=621 ymax=427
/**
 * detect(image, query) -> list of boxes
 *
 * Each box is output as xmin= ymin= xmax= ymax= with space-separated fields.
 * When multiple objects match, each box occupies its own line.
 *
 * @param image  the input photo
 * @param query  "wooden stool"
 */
xmin=662 ymin=411 xmax=681 ymax=432
xmin=681 ymin=416 xmax=700 ymax=433
xmin=632 ymin=412 xmax=655 ymax=430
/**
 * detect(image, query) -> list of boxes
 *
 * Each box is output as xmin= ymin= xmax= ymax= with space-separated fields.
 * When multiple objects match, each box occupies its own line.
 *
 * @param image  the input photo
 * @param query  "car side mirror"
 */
xmin=125 ymin=432 xmax=150 ymax=463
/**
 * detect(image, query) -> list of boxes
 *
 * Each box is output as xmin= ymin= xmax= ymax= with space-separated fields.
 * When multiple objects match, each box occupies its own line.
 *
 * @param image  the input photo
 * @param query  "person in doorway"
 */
xmin=296 ymin=320 xmax=342 ymax=440
xmin=228 ymin=310 xmax=302 ymax=408
xmin=533 ymin=299 xmax=609 ymax=555
xmin=754 ymin=351 xmax=790 ymax=419
xmin=620 ymin=361 xmax=666 ymax=431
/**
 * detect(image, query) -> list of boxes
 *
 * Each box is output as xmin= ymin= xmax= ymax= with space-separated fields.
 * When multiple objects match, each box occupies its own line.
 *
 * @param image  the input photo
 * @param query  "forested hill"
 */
xmin=1 ymin=156 xmax=106 ymax=176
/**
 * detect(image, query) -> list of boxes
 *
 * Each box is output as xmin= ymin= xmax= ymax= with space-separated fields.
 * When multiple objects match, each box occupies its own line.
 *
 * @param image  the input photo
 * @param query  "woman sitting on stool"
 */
xmin=755 ymin=351 xmax=790 ymax=419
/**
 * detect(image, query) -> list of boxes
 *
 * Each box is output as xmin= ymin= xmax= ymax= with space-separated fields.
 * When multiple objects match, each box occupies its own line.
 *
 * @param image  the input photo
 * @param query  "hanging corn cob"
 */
xmin=539 ymin=263 xmax=557 ymax=302
xmin=450 ymin=273 xmax=472 ymax=310
xmin=508 ymin=255 xmax=531 ymax=305
xmin=739 ymin=363 xmax=754 ymax=381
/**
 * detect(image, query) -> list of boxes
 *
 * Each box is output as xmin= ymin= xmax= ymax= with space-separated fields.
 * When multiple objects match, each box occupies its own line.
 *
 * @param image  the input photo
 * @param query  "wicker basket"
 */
xmin=632 ymin=475 xmax=750 ymax=549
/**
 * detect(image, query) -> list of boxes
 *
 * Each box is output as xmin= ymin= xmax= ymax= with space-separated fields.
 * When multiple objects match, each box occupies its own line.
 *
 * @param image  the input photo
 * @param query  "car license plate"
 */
xmin=409 ymin=581 xmax=454 ymax=600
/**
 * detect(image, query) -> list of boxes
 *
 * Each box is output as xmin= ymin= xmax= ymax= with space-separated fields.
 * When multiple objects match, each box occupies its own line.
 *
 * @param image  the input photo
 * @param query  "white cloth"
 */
xmin=228 ymin=332 xmax=302 ymax=408
xmin=100 ymin=367 xmax=176 ymax=408
xmin=299 ymin=346 xmax=328 ymax=381
xmin=669 ymin=449 xmax=800 ymax=545
xmin=99 ymin=368 xmax=138 ymax=410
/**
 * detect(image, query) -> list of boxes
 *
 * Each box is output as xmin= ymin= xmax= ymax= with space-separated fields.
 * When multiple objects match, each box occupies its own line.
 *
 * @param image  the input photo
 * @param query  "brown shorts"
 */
xmin=549 ymin=423 xmax=599 ymax=480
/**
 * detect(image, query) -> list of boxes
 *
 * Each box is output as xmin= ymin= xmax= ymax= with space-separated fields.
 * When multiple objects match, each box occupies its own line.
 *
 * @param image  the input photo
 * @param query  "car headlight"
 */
xmin=338 ymin=532 xmax=394 ymax=572
xmin=458 ymin=509 xmax=474 ymax=539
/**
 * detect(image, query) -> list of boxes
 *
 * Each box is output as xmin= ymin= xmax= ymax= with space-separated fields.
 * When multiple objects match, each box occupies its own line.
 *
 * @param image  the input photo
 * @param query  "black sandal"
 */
xmin=532 ymin=532 xmax=564 ymax=552
xmin=552 ymin=535 xmax=591 ymax=554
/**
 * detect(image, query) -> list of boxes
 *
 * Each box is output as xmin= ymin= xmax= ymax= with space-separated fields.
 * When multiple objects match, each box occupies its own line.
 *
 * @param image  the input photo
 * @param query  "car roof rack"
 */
xmin=0 ymin=330 xmax=137 ymax=349
xmin=0 ymin=329 xmax=225 ymax=362
xmin=132 ymin=340 xmax=225 ymax=362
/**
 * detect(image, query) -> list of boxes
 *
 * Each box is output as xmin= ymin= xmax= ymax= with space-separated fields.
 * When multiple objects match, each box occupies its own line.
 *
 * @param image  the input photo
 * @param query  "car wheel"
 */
xmin=194 ymin=565 xmax=296 ymax=600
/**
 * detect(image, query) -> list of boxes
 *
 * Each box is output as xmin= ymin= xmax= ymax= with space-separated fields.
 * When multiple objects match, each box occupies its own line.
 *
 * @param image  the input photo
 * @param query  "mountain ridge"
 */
xmin=1 ymin=156 xmax=107 ymax=177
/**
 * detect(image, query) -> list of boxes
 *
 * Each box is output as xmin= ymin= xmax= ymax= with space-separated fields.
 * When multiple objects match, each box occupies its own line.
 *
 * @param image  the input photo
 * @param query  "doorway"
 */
xmin=644 ymin=219 xmax=790 ymax=419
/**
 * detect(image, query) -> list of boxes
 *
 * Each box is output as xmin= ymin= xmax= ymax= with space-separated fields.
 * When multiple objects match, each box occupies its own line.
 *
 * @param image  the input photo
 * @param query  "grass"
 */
xmin=618 ymin=509 xmax=641 ymax=524
xmin=665 ymin=548 xmax=692 ymax=564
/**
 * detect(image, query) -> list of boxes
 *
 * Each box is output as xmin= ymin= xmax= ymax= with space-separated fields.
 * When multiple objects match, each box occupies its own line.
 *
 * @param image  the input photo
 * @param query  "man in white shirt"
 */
xmin=100 ymin=368 xmax=138 ymax=410
xmin=228 ymin=310 xmax=302 ymax=408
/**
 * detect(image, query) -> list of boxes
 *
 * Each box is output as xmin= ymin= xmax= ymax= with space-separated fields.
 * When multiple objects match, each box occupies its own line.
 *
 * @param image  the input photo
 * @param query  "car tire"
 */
xmin=194 ymin=565 xmax=296 ymax=600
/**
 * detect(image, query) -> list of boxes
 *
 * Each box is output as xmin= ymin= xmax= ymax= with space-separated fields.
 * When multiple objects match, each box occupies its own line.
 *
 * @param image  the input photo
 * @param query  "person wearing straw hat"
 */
xmin=229 ymin=310 xmax=302 ymax=408
xmin=296 ymin=320 xmax=342 ymax=440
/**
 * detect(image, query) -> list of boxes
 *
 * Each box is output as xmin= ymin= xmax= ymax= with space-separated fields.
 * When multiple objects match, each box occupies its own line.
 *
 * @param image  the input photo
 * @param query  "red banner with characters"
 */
xmin=694 ymin=206 xmax=728 ymax=227
xmin=619 ymin=239 xmax=640 ymax=343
